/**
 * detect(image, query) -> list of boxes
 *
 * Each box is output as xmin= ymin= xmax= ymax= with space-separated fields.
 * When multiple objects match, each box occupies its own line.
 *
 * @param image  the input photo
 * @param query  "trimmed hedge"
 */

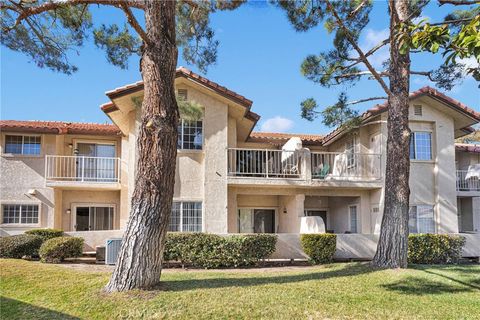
xmin=300 ymin=234 xmax=337 ymax=264
xmin=25 ymin=229 xmax=64 ymax=241
xmin=39 ymin=237 xmax=84 ymax=263
xmin=0 ymin=234 xmax=44 ymax=259
xmin=408 ymin=234 xmax=465 ymax=264
xmin=164 ymin=233 xmax=277 ymax=268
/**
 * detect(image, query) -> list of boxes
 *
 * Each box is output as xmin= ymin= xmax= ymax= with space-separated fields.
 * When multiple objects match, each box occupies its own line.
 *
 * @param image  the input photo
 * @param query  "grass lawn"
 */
xmin=1 ymin=260 xmax=479 ymax=320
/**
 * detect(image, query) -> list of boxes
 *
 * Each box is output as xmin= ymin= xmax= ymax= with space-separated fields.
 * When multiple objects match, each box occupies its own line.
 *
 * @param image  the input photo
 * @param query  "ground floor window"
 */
xmin=74 ymin=206 xmax=114 ymax=231
xmin=409 ymin=205 xmax=435 ymax=233
xmin=238 ymin=208 xmax=275 ymax=233
xmin=349 ymin=205 xmax=358 ymax=233
xmin=169 ymin=201 xmax=202 ymax=232
xmin=2 ymin=204 xmax=39 ymax=224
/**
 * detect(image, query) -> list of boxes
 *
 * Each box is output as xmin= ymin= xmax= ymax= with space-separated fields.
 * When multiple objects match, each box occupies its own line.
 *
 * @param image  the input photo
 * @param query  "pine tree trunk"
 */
xmin=105 ymin=0 xmax=178 ymax=292
xmin=372 ymin=0 xmax=411 ymax=268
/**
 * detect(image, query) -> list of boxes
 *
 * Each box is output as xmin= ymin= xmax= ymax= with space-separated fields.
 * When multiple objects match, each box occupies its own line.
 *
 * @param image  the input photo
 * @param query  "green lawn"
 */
xmin=1 ymin=260 xmax=479 ymax=320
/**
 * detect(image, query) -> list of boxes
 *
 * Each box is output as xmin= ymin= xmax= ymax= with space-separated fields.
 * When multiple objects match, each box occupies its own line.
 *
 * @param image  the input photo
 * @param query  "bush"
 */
xmin=164 ymin=233 xmax=277 ymax=268
xmin=0 ymin=234 xmax=43 ymax=259
xmin=300 ymin=234 xmax=337 ymax=264
xmin=408 ymin=234 xmax=465 ymax=264
xmin=25 ymin=229 xmax=63 ymax=241
xmin=39 ymin=237 xmax=84 ymax=263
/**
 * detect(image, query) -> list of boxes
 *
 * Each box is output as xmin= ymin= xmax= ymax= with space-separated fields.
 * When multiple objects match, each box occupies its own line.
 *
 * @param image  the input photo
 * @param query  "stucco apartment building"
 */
xmin=1 ymin=67 xmax=479 ymax=259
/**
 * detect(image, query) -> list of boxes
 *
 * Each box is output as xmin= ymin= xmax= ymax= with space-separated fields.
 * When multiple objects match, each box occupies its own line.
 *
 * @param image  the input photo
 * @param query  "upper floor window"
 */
xmin=5 ymin=135 xmax=41 ymax=155
xmin=409 ymin=205 xmax=434 ymax=234
xmin=2 ymin=204 xmax=39 ymax=224
xmin=346 ymin=137 xmax=357 ymax=168
xmin=410 ymin=132 xmax=432 ymax=160
xmin=177 ymin=119 xmax=203 ymax=150
xmin=177 ymin=89 xmax=188 ymax=101
xmin=169 ymin=201 xmax=202 ymax=232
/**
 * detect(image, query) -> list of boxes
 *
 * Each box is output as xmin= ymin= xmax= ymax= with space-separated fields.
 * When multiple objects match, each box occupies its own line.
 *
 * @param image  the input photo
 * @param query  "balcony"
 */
xmin=457 ymin=170 xmax=480 ymax=193
xmin=227 ymin=148 xmax=382 ymax=187
xmin=45 ymin=155 xmax=121 ymax=189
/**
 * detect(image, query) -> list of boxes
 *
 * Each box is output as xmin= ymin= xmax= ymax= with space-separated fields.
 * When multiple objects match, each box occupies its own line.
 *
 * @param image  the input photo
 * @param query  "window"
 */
xmin=74 ymin=206 xmax=114 ymax=231
xmin=238 ymin=209 xmax=275 ymax=233
xmin=410 ymin=132 xmax=432 ymax=160
xmin=177 ymin=89 xmax=188 ymax=101
xmin=169 ymin=201 xmax=202 ymax=232
xmin=409 ymin=205 xmax=435 ymax=234
xmin=177 ymin=120 xmax=203 ymax=150
xmin=346 ymin=137 xmax=357 ymax=168
xmin=2 ymin=204 xmax=39 ymax=224
xmin=413 ymin=105 xmax=423 ymax=116
xmin=5 ymin=135 xmax=41 ymax=155
xmin=349 ymin=205 xmax=358 ymax=233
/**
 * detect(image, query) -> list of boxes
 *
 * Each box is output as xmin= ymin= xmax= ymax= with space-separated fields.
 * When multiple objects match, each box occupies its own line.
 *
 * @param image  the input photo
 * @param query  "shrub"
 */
xmin=39 ymin=237 xmax=84 ymax=263
xmin=25 ymin=229 xmax=63 ymax=241
xmin=408 ymin=234 xmax=465 ymax=264
xmin=300 ymin=234 xmax=337 ymax=264
xmin=0 ymin=234 xmax=43 ymax=259
xmin=164 ymin=233 xmax=277 ymax=268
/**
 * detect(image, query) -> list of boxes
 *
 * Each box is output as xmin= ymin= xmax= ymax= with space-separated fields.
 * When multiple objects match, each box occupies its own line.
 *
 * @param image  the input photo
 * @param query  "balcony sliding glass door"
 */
xmin=238 ymin=209 xmax=275 ymax=233
xmin=76 ymin=143 xmax=116 ymax=182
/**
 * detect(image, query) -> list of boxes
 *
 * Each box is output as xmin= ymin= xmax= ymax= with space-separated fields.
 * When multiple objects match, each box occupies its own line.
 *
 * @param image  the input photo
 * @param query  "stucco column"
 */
xmin=278 ymin=194 xmax=305 ymax=233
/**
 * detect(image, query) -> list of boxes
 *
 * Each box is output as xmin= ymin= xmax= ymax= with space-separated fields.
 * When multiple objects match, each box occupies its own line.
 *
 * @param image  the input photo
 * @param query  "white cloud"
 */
xmin=360 ymin=28 xmax=390 ymax=69
xmin=260 ymin=116 xmax=294 ymax=132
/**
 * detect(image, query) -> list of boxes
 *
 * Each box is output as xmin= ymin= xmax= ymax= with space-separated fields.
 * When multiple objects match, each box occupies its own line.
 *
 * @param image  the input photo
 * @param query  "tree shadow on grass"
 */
xmin=0 ymin=296 xmax=80 ymax=320
xmin=383 ymin=265 xmax=480 ymax=295
xmin=160 ymin=262 xmax=375 ymax=292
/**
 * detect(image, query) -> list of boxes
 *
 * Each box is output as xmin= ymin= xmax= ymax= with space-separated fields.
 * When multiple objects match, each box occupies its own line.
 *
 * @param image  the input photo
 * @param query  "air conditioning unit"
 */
xmin=105 ymin=238 xmax=122 ymax=265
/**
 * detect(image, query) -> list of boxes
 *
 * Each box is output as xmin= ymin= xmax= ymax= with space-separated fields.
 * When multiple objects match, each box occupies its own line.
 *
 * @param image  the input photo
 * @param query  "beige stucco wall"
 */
xmin=61 ymin=190 xmax=121 ymax=231
xmin=0 ymin=131 xmax=123 ymax=235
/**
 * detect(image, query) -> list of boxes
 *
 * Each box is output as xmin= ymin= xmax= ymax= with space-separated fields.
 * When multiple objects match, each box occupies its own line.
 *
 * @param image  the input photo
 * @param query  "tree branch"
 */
xmin=334 ymin=70 xmax=389 ymax=80
xmin=119 ymin=2 xmax=150 ymax=45
xmin=2 ymin=0 xmax=145 ymax=32
xmin=348 ymin=0 xmax=370 ymax=19
xmin=345 ymin=96 xmax=388 ymax=106
xmin=429 ymin=17 xmax=475 ymax=26
xmin=324 ymin=0 xmax=392 ymax=96
xmin=438 ymin=0 xmax=480 ymax=5
xmin=411 ymin=71 xmax=434 ymax=81
xmin=345 ymin=38 xmax=390 ymax=69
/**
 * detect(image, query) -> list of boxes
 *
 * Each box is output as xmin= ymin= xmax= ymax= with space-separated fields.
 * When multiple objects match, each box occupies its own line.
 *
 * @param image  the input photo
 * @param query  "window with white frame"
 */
xmin=2 ymin=204 xmax=39 ymax=224
xmin=349 ymin=205 xmax=358 ymax=233
xmin=410 ymin=132 xmax=432 ymax=160
xmin=346 ymin=137 xmax=357 ymax=169
xmin=5 ymin=135 xmax=41 ymax=155
xmin=168 ymin=201 xmax=202 ymax=232
xmin=177 ymin=120 xmax=203 ymax=150
xmin=409 ymin=205 xmax=435 ymax=233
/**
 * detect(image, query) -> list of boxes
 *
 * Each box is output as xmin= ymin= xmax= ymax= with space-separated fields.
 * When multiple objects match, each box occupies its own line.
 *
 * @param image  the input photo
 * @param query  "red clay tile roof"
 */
xmin=105 ymin=67 xmax=253 ymax=108
xmin=0 ymin=120 xmax=121 ymax=136
xmin=322 ymin=86 xmax=480 ymax=144
xmin=455 ymin=143 xmax=480 ymax=153
xmin=249 ymin=132 xmax=323 ymax=145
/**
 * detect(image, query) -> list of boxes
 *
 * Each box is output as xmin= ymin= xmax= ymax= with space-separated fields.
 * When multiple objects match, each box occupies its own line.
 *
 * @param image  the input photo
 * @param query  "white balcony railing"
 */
xmin=227 ymin=148 xmax=382 ymax=181
xmin=46 ymin=155 xmax=121 ymax=183
xmin=311 ymin=152 xmax=382 ymax=180
xmin=456 ymin=170 xmax=480 ymax=191
xmin=227 ymin=148 xmax=303 ymax=178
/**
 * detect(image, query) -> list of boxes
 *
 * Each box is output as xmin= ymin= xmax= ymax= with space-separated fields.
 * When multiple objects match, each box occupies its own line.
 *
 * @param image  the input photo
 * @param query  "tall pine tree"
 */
xmin=1 ymin=0 xmax=244 ymax=291
xmin=277 ymin=0 xmax=478 ymax=268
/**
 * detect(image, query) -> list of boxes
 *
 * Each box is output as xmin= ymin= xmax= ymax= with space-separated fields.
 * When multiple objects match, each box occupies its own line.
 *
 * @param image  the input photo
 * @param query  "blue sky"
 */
xmin=1 ymin=1 xmax=478 ymax=135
